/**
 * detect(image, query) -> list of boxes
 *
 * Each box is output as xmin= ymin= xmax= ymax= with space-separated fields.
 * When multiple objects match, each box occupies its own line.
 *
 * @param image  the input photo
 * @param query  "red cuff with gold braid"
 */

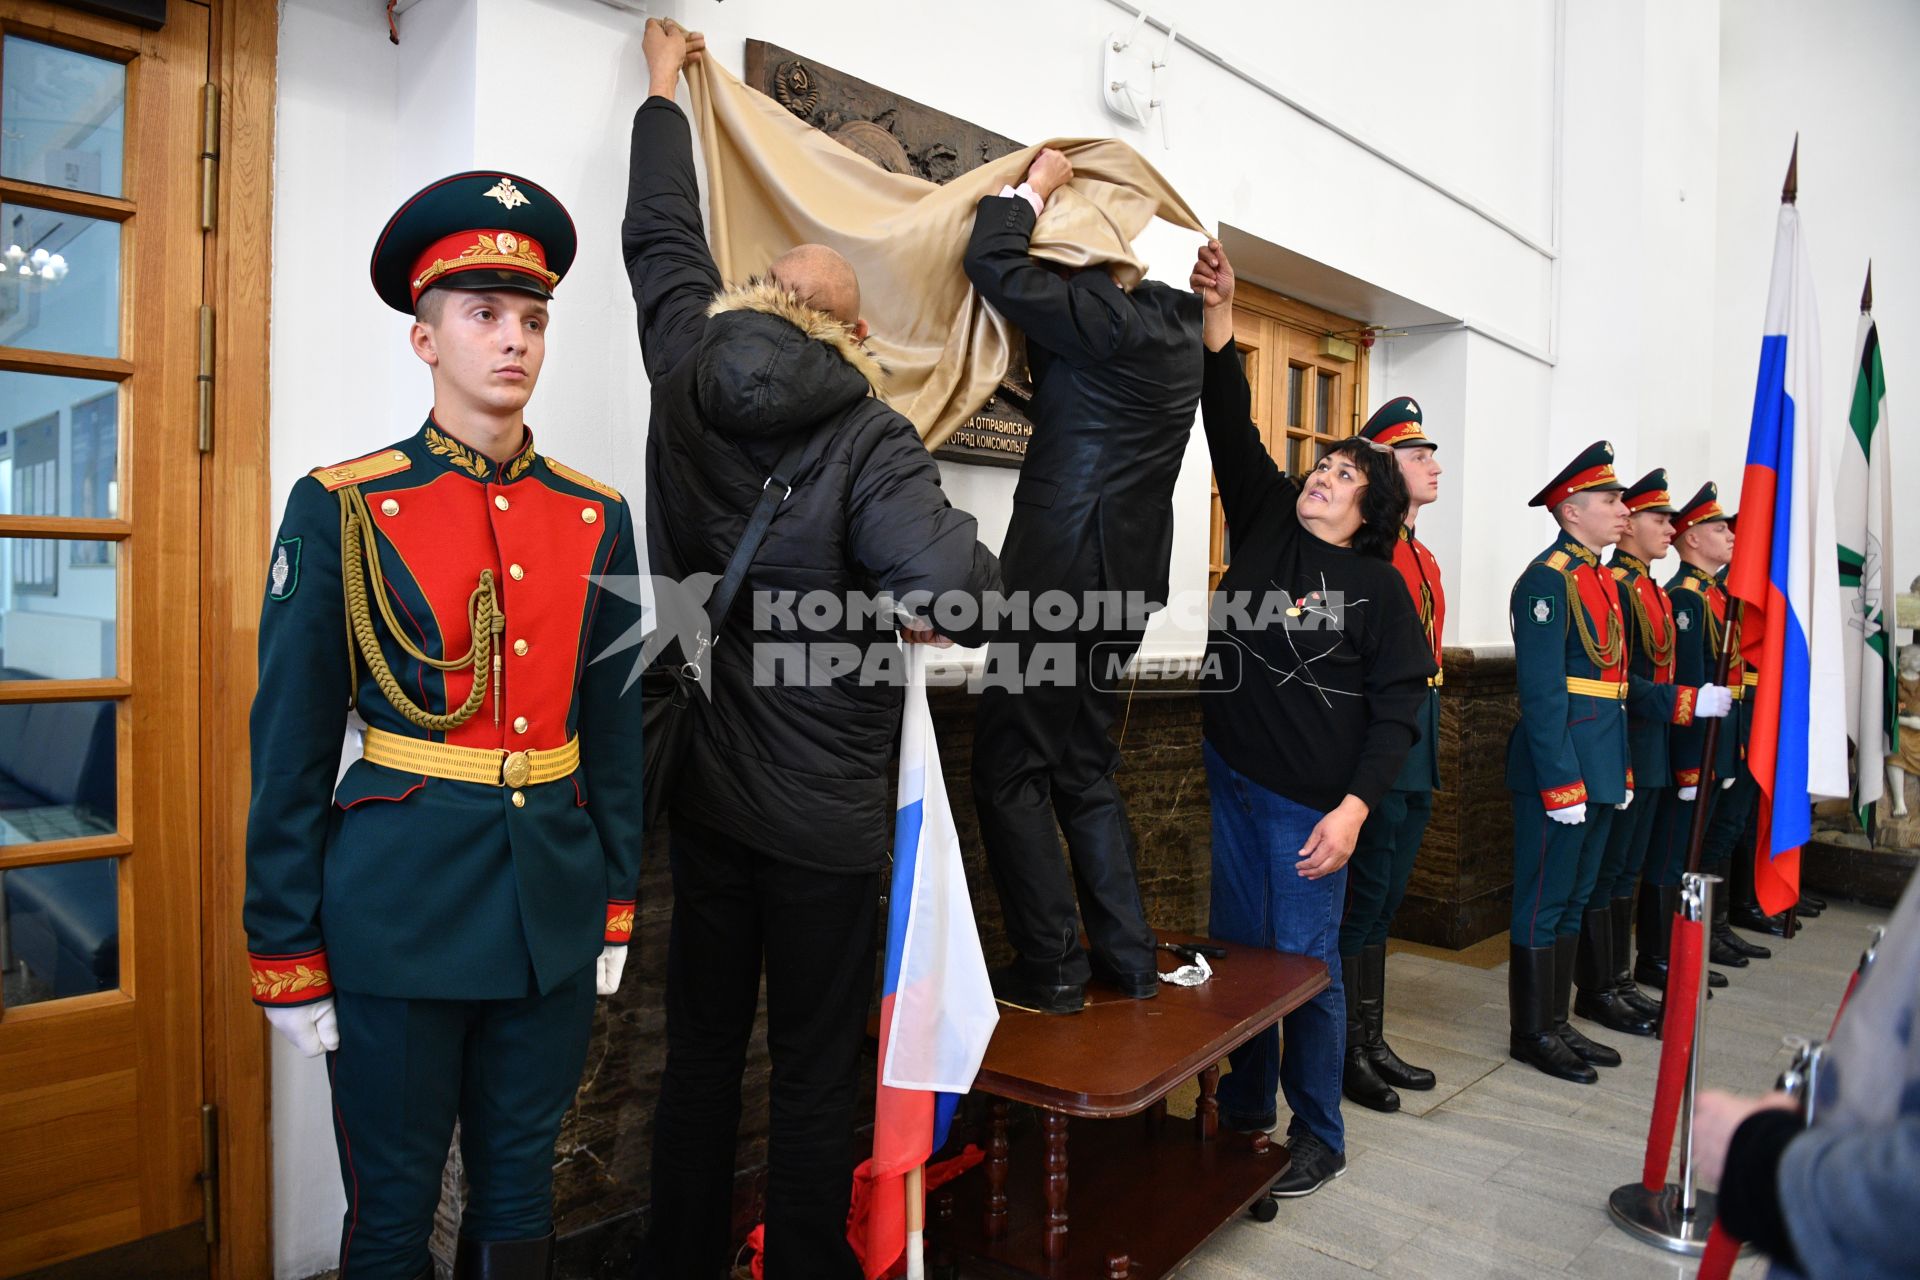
xmin=1542 ymin=781 xmax=1588 ymax=811
xmin=605 ymin=900 xmax=636 ymax=945
xmin=249 ymin=948 xmax=333 ymax=1006
xmin=1671 ymin=686 xmax=1698 ymax=726
xmin=1674 ymin=768 xmax=1702 ymax=788
xmin=1625 ymin=768 xmax=1636 ymax=791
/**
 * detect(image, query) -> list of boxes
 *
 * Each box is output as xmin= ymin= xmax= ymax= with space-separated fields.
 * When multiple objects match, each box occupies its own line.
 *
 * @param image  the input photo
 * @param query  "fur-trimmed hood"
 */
xmin=695 ymin=278 xmax=887 ymax=441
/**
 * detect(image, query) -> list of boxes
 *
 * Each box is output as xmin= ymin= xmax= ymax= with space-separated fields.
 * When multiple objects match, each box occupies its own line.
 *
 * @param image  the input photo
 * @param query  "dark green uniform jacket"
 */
xmin=243 ymin=423 xmax=645 ymax=1006
xmin=1506 ymin=535 xmax=1632 ymax=808
xmin=1667 ymin=562 xmax=1743 ymax=788
xmin=1610 ymin=551 xmax=1702 ymax=789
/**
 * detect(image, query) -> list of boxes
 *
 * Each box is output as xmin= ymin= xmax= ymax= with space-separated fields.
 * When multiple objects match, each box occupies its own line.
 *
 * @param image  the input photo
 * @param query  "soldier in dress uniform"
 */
xmin=1340 ymin=397 xmax=1443 ymax=1113
xmin=1642 ymin=483 xmax=1746 ymax=989
xmin=1505 ymin=442 xmax=1637 ymax=1084
xmin=1573 ymin=470 xmax=1731 ymax=1037
xmin=244 ymin=172 xmax=645 ymax=1280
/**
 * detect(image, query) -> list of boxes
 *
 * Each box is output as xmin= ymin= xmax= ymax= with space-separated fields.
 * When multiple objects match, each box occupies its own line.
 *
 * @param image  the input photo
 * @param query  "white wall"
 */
xmin=1713 ymin=0 xmax=1920 ymax=595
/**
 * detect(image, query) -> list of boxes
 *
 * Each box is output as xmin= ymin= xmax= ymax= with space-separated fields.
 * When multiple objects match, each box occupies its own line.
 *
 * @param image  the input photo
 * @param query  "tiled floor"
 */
xmin=1151 ymin=899 xmax=1888 ymax=1280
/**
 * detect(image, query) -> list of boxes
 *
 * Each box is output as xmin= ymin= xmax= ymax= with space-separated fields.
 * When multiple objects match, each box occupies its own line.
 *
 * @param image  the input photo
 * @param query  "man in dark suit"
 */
xmin=963 ymin=148 xmax=1204 ymax=1014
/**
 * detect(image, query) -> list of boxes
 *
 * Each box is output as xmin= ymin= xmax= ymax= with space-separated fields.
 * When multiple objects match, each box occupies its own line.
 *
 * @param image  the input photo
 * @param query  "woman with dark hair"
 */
xmin=1189 ymin=241 xmax=1436 ymax=1201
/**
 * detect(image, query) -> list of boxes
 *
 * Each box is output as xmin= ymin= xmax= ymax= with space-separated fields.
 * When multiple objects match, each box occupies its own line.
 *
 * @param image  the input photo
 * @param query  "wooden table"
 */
xmin=934 ymin=936 xmax=1329 ymax=1280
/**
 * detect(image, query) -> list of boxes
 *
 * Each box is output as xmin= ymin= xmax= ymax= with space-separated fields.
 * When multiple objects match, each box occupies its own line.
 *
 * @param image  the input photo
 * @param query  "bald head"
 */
xmin=769 ymin=243 xmax=864 ymax=330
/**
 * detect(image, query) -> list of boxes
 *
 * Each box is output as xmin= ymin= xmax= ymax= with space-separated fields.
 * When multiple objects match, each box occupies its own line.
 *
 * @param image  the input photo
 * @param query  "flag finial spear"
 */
xmin=1862 ymin=262 xmax=1873 ymax=313
xmin=1782 ymin=135 xmax=1799 ymax=204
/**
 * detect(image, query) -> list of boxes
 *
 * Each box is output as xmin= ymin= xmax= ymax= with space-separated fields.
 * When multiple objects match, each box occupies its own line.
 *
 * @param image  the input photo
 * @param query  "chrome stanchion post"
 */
xmin=1608 ymin=870 xmax=1722 ymax=1255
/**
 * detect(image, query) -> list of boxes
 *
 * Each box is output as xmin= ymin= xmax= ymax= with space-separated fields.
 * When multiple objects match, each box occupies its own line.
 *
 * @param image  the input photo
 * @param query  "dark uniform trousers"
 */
xmin=1646 ymin=787 xmax=1701 ymax=887
xmin=1342 ymin=788 xmax=1433 ymax=954
xmin=1511 ymin=797 xmax=1618 ymax=945
xmin=329 ymin=970 xmax=597 ymax=1275
xmin=972 ymin=628 xmax=1156 ymax=987
xmin=641 ymin=816 xmax=880 ymax=1280
xmin=1597 ymin=785 xmax=1663 ymax=900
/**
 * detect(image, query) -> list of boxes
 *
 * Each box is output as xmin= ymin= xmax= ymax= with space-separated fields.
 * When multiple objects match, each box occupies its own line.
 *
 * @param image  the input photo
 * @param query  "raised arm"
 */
xmin=622 ymin=19 xmax=720 ymax=380
xmin=1191 ymin=240 xmax=1289 ymax=531
xmin=962 ymin=149 xmax=1137 ymax=366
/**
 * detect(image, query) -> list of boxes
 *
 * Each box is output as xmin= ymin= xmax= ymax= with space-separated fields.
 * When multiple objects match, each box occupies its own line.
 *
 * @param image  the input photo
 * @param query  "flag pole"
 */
xmin=1684 ymin=601 xmax=1744 ymax=876
xmin=905 ymin=1163 xmax=927 ymax=1280
xmin=1860 ymin=258 xmax=1879 ymax=855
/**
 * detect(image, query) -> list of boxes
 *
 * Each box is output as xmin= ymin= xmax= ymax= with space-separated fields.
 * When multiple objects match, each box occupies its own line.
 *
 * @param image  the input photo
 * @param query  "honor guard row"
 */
xmin=245 ymin=171 xmax=645 ymax=1279
xmin=1505 ymin=444 xmax=1736 ymax=1084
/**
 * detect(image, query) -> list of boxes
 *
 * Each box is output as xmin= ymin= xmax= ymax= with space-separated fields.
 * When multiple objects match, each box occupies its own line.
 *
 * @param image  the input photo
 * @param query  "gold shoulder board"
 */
xmin=544 ymin=457 xmax=623 ymax=503
xmin=1611 ymin=566 xmax=1628 ymax=581
xmin=310 ymin=448 xmax=412 ymax=492
xmin=1545 ymin=551 xmax=1571 ymax=571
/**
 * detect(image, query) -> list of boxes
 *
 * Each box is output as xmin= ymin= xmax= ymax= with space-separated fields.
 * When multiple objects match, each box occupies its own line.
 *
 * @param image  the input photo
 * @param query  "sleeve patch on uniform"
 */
xmin=269 ymin=536 xmax=301 ymax=601
xmin=1676 ymin=611 xmax=1692 ymax=631
xmin=1527 ymin=594 xmax=1555 ymax=625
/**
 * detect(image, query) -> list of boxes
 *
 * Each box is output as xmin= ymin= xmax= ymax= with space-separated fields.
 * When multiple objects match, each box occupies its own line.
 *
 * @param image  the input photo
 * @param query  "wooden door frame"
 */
xmin=200 ymin=0 xmax=275 ymax=1275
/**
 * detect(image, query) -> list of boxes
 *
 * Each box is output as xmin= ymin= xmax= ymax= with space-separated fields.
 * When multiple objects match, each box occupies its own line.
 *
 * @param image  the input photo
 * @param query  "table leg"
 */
xmin=985 ymin=1100 xmax=1010 ymax=1241
xmin=1196 ymin=1061 xmax=1221 ymax=1141
xmin=1106 ymin=1253 xmax=1132 ymax=1279
xmin=1043 ymin=1110 xmax=1070 ymax=1261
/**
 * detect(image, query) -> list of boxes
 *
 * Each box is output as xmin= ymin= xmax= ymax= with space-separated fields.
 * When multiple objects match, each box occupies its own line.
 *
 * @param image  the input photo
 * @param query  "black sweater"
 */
xmin=1199 ymin=345 xmax=1435 ymax=813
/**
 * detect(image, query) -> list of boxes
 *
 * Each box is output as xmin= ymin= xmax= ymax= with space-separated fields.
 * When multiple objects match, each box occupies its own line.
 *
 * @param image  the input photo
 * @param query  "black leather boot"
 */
xmin=1722 ymin=854 xmax=1775 ymax=955
xmin=1509 ymin=943 xmax=1596 ymax=1083
xmin=1609 ymin=895 xmax=1661 ymax=1018
xmin=1361 ymin=943 xmax=1435 ymax=1091
xmin=1573 ymin=907 xmax=1656 ymax=1035
xmin=1633 ymin=881 xmax=1671 ymax=989
xmin=1341 ymin=951 xmax=1400 ymax=1112
xmin=453 ymin=1231 xmax=554 ymax=1280
xmin=1800 ymin=893 xmax=1826 ymax=913
xmin=1707 ymin=870 xmax=1757 ymax=966
xmin=1553 ymin=933 xmax=1622 ymax=1067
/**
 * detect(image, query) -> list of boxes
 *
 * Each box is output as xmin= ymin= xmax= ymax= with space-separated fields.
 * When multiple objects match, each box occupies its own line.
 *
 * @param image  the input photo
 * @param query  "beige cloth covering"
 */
xmin=683 ymin=58 xmax=1206 ymax=449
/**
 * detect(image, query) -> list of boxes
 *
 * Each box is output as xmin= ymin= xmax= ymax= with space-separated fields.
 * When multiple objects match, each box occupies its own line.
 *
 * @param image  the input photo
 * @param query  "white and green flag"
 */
xmin=1838 ymin=289 xmax=1898 ymax=820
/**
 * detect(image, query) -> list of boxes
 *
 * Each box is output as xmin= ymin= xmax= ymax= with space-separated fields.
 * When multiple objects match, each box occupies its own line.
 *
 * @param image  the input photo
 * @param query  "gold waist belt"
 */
xmin=1565 ymin=677 xmax=1629 ymax=700
xmin=363 ymin=727 xmax=580 ymax=788
xmin=1429 ymin=669 xmax=1445 ymax=688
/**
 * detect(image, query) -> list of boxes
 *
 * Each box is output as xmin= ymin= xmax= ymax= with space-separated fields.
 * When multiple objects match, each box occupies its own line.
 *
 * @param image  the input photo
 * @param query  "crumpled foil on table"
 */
xmin=1158 ymin=953 xmax=1213 ymax=987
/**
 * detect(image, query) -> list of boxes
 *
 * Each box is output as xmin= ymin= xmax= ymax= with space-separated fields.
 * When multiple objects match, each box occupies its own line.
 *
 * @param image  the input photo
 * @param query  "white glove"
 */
xmin=1721 ymin=776 xmax=1737 ymax=791
xmin=1695 ymin=685 xmax=1734 ymax=718
xmin=1548 ymin=802 xmax=1588 ymax=825
xmin=1617 ymin=789 xmax=1634 ymax=811
xmin=596 ymin=944 xmax=628 ymax=996
xmin=266 ymin=999 xmax=338 ymax=1058
xmin=1678 ymin=785 xmax=1699 ymax=801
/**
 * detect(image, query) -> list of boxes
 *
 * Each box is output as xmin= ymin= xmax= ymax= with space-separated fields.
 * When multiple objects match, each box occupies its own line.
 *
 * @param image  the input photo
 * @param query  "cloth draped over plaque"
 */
xmin=683 ymin=57 xmax=1207 ymax=449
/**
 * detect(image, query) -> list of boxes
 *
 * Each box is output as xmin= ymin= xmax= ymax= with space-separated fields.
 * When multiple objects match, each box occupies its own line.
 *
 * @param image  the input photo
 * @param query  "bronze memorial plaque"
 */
xmin=744 ymin=39 xmax=1034 ymax=469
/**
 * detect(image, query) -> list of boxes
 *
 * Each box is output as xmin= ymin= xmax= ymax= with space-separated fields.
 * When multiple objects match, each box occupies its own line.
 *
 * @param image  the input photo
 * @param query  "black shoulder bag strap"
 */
xmin=684 ymin=433 xmax=808 ymax=675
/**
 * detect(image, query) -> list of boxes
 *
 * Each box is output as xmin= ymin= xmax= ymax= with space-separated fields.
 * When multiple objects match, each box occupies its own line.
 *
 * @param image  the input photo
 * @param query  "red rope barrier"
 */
xmin=1828 ymin=968 xmax=1859 ymax=1040
xmin=1696 ymin=1220 xmax=1740 ymax=1279
xmin=1642 ymin=913 xmax=1707 ymax=1191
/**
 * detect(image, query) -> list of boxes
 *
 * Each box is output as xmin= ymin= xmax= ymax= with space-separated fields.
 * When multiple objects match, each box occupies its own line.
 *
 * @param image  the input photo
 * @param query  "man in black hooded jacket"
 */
xmin=624 ymin=21 xmax=999 ymax=1279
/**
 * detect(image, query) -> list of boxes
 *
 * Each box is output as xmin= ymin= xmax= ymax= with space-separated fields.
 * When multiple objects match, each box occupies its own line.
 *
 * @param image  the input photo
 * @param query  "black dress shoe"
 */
xmin=1344 ymin=1045 xmax=1400 ymax=1113
xmin=1557 ymin=1021 xmax=1623 ymax=1067
xmin=1731 ymin=906 xmax=1790 ymax=937
xmin=1720 ymin=926 xmax=1773 ymax=959
xmin=1707 ymin=931 xmax=1751 ymax=968
xmin=989 ymin=966 xmax=1084 ymax=1015
xmin=1800 ymin=894 xmax=1826 ymax=912
xmin=454 ymin=1231 xmax=554 ymax=1280
xmin=1616 ymin=980 xmax=1661 ymax=1020
xmin=1574 ymin=987 xmax=1657 ymax=1036
xmin=1509 ymin=944 xmax=1597 ymax=1084
xmin=1269 ymin=1131 xmax=1348 ymax=1198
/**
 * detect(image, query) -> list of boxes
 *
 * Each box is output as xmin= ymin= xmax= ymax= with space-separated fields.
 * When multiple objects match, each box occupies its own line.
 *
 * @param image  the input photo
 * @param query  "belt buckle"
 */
xmin=502 ymin=750 xmax=532 ymax=789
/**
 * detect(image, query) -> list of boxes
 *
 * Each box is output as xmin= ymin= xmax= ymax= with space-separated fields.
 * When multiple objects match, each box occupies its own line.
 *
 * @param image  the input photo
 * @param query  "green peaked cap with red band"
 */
xmin=1359 ymin=396 xmax=1435 ymax=449
xmin=370 ymin=170 xmax=578 ymax=315
xmin=1529 ymin=440 xmax=1625 ymax=508
xmin=1622 ymin=467 xmax=1676 ymax=514
xmin=1672 ymin=482 xmax=1730 ymax=536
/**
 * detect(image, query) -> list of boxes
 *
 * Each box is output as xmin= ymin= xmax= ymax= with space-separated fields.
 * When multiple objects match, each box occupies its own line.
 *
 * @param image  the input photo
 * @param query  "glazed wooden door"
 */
xmin=0 ymin=1 xmax=209 ymax=1271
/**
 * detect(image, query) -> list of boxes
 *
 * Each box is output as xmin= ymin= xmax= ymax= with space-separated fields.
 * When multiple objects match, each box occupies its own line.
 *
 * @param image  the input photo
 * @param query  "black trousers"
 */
xmin=639 ymin=817 xmax=880 ymax=1280
xmin=971 ymin=631 xmax=1155 ymax=987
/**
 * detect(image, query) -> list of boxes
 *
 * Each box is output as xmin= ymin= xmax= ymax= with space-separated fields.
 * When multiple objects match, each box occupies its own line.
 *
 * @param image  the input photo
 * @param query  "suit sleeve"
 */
xmin=1200 ymin=343 xmax=1291 ymax=535
xmin=962 ymin=195 xmax=1136 ymax=367
xmin=243 ymin=477 xmax=350 ymax=1006
xmin=1668 ymin=590 xmax=1707 ymax=786
xmin=846 ymin=408 xmax=1003 ymax=647
xmin=578 ymin=499 xmax=646 ymax=943
xmin=622 ymin=96 xmax=723 ymax=381
xmin=1510 ymin=563 xmax=1586 ymax=808
xmin=1348 ymin=572 xmax=1439 ymax=811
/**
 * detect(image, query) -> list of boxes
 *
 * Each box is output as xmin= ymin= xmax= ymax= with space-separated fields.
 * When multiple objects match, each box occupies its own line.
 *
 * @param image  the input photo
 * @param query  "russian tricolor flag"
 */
xmin=852 ymin=644 xmax=998 ymax=1279
xmin=1726 ymin=186 xmax=1851 ymax=915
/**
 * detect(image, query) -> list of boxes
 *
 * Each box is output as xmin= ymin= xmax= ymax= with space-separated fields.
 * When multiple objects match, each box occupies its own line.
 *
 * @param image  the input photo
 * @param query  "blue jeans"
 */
xmin=1203 ymin=740 xmax=1346 ymax=1154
